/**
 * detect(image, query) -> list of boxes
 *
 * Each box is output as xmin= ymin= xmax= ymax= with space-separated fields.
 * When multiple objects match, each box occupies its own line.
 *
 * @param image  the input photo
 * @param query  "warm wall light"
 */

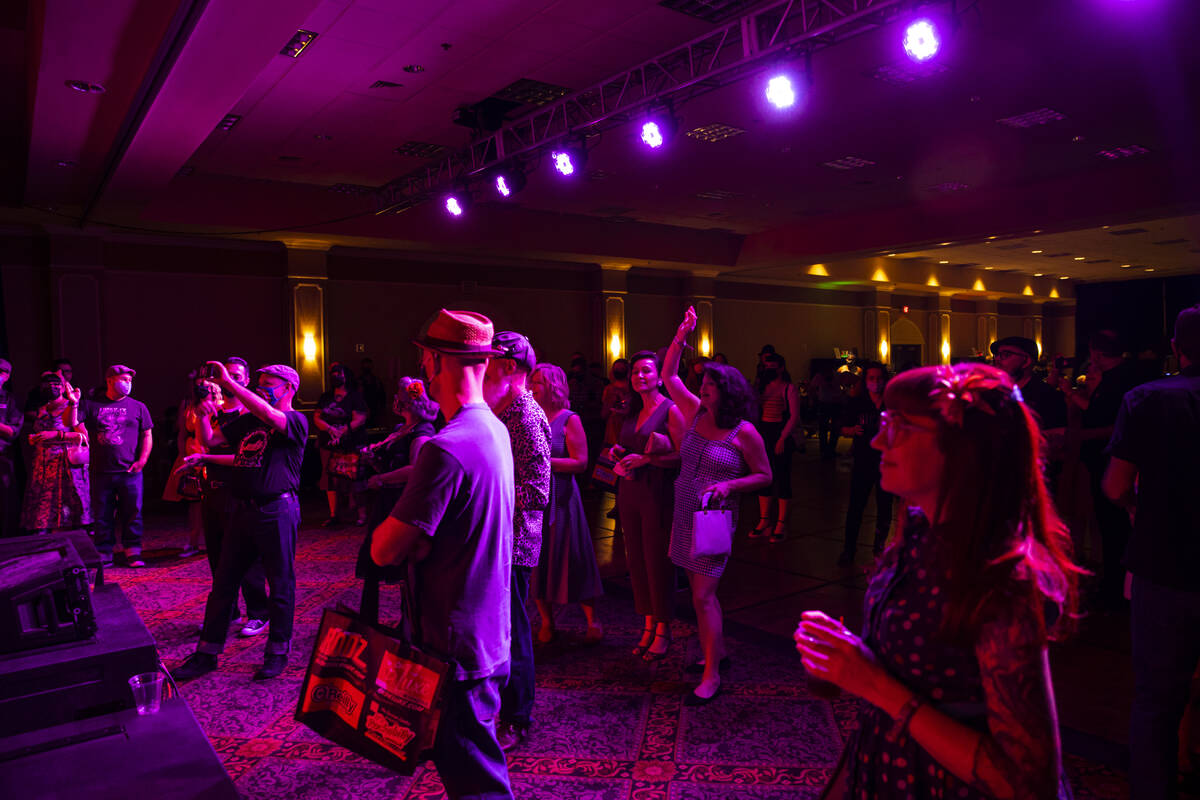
xmin=871 ymin=268 xmax=889 ymax=282
xmin=609 ymin=332 xmax=622 ymax=361
xmin=941 ymin=339 xmax=951 ymax=362
xmin=926 ymin=275 xmax=940 ymax=287
xmin=807 ymin=263 xmax=829 ymax=276
xmin=973 ymin=278 xmax=986 ymax=291
xmin=699 ymin=334 xmax=712 ymax=357
xmin=1049 ymin=287 xmax=1060 ymax=299
xmin=302 ymin=331 xmax=317 ymax=361
xmin=1036 ymin=339 xmax=1043 ymax=358
xmin=1022 ymin=285 xmax=1034 ymax=296
xmin=879 ymin=339 xmax=889 ymax=360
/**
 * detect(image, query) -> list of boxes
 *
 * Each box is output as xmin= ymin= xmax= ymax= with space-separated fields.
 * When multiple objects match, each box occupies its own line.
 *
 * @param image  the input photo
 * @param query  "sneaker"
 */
xmin=178 ymin=546 xmax=201 ymax=558
xmin=100 ymin=555 xmax=114 ymax=568
xmin=127 ymin=558 xmax=146 ymax=568
xmin=174 ymin=652 xmax=218 ymax=681
xmin=239 ymin=618 xmax=269 ymax=637
xmin=497 ymin=722 xmax=527 ymax=752
xmin=254 ymin=654 xmax=287 ymax=681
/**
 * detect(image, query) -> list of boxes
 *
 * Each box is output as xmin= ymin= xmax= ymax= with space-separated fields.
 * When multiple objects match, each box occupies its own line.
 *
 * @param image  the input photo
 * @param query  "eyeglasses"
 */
xmin=877 ymin=411 xmax=937 ymax=447
xmin=994 ymin=349 xmax=1028 ymax=361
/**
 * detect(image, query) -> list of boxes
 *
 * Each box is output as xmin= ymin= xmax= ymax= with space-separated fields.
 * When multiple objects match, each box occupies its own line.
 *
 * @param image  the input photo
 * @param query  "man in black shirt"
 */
xmin=198 ymin=357 xmax=270 ymax=635
xmin=837 ymin=363 xmax=894 ymax=567
xmin=1103 ymin=304 xmax=1200 ymax=798
xmin=175 ymin=363 xmax=308 ymax=681
xmin=990 ymin=337 xmax=1067 ymax=431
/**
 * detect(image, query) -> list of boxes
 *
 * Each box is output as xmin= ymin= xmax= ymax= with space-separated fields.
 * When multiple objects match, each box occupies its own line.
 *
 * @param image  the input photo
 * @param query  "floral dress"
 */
xmin=836 ymin=509 xmax=1072 ymax=799
xmin=21 ymin=406 xmax=91 ymax=531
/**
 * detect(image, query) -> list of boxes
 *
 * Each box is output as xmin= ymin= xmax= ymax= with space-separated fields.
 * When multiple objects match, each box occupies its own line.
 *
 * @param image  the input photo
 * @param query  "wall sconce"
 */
xmin=926 ymin=275 xmax=940 ymax=287
xmin=302 ymin=331 xmax=317 ymax=362
xmin=972 ymin=278 xmax=986 ymax=292
xmin=941 ymin=339 xmax=951 ymax=363
xmin=1035 ymin=339 xmax=1043 ymax=358
xmin=609 ymin=331 xmax=622 ymax=361
xmin=871 ymin=268 xmax=889 ymax=282
xmin=699 ymin=334 xmax=712 ymax=357
xmin=879 ymin=339 xmax=889 ymax=360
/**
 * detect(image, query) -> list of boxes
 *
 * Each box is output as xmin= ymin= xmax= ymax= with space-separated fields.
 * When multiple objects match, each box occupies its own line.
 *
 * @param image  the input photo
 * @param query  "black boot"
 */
xmin=254 ymin=653 xmax=287 ymax=681
xmin=174 ymin=652 xmax=218 ymax=681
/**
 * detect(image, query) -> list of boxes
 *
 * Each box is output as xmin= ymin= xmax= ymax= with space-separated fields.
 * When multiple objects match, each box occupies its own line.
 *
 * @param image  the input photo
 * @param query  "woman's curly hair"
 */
xmin=702 ymin=363 xmax=759 ymax=429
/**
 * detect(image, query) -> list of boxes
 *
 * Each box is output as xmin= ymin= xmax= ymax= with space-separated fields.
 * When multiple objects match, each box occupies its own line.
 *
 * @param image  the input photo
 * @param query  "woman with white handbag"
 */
xmin=662 ymin=307 xmax=772 ymax=705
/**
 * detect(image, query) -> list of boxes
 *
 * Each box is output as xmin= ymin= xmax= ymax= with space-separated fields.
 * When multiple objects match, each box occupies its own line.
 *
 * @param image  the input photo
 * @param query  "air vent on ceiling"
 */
xmin=1109 ymin=227 xmax=1148 ymax=236
xmin=1153 ymin=238 xmax=1187 ymax=245
xmin=930 ymin=181 xmax=969 ymax=193
xmin=329 ymin=183 xmax=376 ymax=196
xmin=393 ymin=141 xmax=447 ymax=159
xmin=686 ymin=124 xmax=745 ymax=143
xmin=659 ymin=0 xmax=759 ymax=24
xmin=493 ymin=78 xmax=571 ymax=107
xmin=997 ymin=108 xmax=1067 ymax=128
xmin=1098 ymin=145 xmax=1149 ymax=160
xmin=586 ymin=169 xmax=612 ymax=181
xmin=870 ymin=59 xmax=950 ymax=86
xmin=281 ymin=30 xmax=318 ymax=58
xmin=823 ymin=156 xmax=876 ymax=170
xmin=217 ymin=114 xmax=241 ymax=131
xmin=696 ymin=189 xmax=738 ymax=200
xmin=369 ymin=80 xmax=403 ymax=89
xmin=590 ymin=206 xmax=633 ymax=216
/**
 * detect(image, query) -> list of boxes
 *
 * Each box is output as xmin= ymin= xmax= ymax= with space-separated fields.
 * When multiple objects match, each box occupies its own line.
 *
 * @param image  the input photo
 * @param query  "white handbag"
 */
xmin=690 ymin=492 xmax=734 ymax=559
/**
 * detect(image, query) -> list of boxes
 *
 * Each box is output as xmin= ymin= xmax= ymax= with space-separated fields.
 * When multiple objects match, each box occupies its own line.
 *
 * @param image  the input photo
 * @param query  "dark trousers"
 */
xmin=201 ymin=487 xmax=270 ymax=622
xmin=843 ymin=459 xmax=894 ymax=555
xmin=198 ymin=494 xmax=299 ymax=657
xmin=501 ymin=565 xmax=535 ymax=728
xmin=758 ymin=422 xmax=794 ymax=500
xmin=1130 ymin=575 xmax=1200 ymax=799
xmin=1087 ymin=458 xmax=1132 ymax=606
xmin=432 ymin=672 xmax=513 ymax=799
xmin=617 ymin=479 xmax=675 ymax=620
xmin=92 ymin=471 xmax=144 ymax=554
xmin=817 ymin=402 xmax=840 ymax=457
xmin=0 ymin=455 xmax=18 ymax=536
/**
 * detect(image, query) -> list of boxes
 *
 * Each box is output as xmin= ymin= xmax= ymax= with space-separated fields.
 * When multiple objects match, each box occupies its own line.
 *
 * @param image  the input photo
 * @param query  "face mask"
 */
xmin=40 ymin=385 xmax=63 ymax=404
xmin=866 ymin=379 xmax=884 ymax=394
xmin=113 ymin=379 xmax=132 ymax=397
xmin=330 ymin=373 xmax=345 ymax=387
xmin=762 ymin=369 xmax=780 ymax=383
xmin=256 ymin=385 xmax=281 ymax=406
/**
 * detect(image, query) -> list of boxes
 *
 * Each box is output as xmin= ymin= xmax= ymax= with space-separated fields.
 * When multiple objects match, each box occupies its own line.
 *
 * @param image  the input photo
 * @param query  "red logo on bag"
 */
xmin=376 ymin=651 xmax=440 ymax=711
xmin=365 ymin=701 xmax=418 ymax=759
xmin=316 ymin=625 xmax=369 ymax=676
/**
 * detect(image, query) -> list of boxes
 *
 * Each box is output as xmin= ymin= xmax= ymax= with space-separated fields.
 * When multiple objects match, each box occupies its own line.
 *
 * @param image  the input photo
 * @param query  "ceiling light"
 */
xmin=1059 ymin=275 xmax=1069 ymax=280
xmin=938 ymin=260 xmax=949 ymax=264
xmin=403 ymin=64 xmax=424 ymax=74
xmin=984 ymin=266 xmax=994 ymax=270
xmin=65 ymin=79 xmax=105 ymax=94
xmin=280 ymin=30 xmax=318 ymax=58
xmin=765 ymin=75 xmax=797 ymax=109
xmin=1120 ymin=264 xmax=1132 ymax=268
xmin=939 ymin=242 xmax=952 ymax=246
xmin=492 ymin=164 xmax=526 ymax=198
xmin=1073 ymin=256 xmax=1085 ymax=261
xmin=1034 ymin=273 xmax=1044 ymax=277
xmin=1144 ymin=268 xmax=1155 ymax=272
xmin=986 ymin=235 xmax=998 ymax=240
xmin=903 ymin=19 xmax=941 ymax=62
xmin=1032 ymin=250 xmax=1043 ymax=254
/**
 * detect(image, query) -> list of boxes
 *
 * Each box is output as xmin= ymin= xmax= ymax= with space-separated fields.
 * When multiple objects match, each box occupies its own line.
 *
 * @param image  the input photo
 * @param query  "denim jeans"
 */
xmin=201 ymin=486 xmax=270 ymax=622
xmin=432 ymin=671 xmax=513 ymax=799
xmin=1130 ymin=575 xmax=1200 ymax=799
xmin=91 ymin=471 xmax=144 ymax=554
xmin=198 ymin=494 xmax=299 ymax=656
xmin=500 ymin=565 xmax=535 ymax=728
xmin=843 ymin=459 xmax=894 ymax=555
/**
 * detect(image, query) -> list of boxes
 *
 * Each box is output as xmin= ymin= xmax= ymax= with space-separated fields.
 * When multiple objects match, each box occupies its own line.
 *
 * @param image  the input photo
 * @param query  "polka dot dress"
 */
xmin=840 ymin=509 xmax=1072 ymax=800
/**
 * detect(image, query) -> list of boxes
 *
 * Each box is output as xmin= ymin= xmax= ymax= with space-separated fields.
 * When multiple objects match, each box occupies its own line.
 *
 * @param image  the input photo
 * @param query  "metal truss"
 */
xmin=377 ymin=0 xmax=960 ymax=213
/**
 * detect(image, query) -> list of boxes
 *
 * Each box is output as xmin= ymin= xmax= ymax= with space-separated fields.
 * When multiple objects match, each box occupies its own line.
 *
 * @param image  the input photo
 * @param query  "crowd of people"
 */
xmin=1 ymin=301 xmax=1197 ymax=799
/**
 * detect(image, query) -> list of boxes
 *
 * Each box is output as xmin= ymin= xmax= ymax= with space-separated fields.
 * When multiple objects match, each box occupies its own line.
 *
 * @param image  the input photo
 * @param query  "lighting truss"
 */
xmin=377 ymin=0 xmax=962 ymax=211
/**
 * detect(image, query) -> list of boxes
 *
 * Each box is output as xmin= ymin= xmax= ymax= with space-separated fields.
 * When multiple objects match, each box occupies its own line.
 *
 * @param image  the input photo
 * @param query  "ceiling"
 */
xmin=6 ymin=0 xmax=1200 ymax=289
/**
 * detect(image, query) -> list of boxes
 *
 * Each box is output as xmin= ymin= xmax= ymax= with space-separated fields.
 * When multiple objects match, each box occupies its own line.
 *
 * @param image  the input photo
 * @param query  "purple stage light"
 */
xmin=445 ymin=196 xmax=464 ymax=216
xmin=903 ymin=19 xmax=940 ymax=62
xmin=765 ymin=75 xmax=796 ymax=109
xmin=641 ymin=121 xmax=664 ymax=149
xmin=552 ymin=151 xmax=576 ymax=176
xmin=496 ymin=175 xmax=511 ymax=197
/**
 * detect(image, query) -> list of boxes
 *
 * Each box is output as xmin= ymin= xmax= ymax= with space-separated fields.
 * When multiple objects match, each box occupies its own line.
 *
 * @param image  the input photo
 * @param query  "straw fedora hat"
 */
xmin=413 ymin=309 xmax=505 ymax=357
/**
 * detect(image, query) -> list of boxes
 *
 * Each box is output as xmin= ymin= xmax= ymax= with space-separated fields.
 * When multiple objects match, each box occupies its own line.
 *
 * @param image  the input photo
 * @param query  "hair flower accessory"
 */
xmin=406 ymin=380 xmax=426 ymax=399
xmin=928 ymin=365 xmax=1010 ymax=427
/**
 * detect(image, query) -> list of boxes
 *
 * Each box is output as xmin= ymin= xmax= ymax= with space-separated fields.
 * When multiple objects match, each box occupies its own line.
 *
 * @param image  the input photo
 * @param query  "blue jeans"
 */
xmin=91 ymin=471 xmax=144 ymax=554
xmin=500 ymin=565 xmax=535 ymax=728
xmin=1130 ymin=575 xmax=1200 ymax=799
xmin=198 ymin=494 xmax=299 ymax=656
xmin=432 ymin=672 xmax=513 ymax=799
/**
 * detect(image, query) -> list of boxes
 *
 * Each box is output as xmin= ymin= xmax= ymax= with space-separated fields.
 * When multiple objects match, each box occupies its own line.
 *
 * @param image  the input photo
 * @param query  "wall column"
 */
xmin=929 ymin=293 xmax=953 ymax=365
xmin=287 ymin=246 xmax=329 ymax=408
xmin=863 ymin=289 xmax=892 ymax=367
xmin=48 ymin=232 xmax=105 ymax=391
xmin=686 ymin=271 xmax=716 ymax=359
xmin=976 ymin=299 xmax=998 ymax=357
xmin=599 ymin=264 xmax=629 ymax=365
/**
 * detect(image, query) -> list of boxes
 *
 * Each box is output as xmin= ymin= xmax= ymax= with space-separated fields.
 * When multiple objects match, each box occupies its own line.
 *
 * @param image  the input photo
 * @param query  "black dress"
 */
xmin=355 ymin=421 xmax=436 ymax=581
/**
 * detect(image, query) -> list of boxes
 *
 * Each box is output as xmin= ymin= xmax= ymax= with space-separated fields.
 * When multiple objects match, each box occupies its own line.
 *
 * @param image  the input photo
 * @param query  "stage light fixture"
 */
xmin=551 ymin=144 xmax=586 ymax=177
xmin=903 ymin=19 xmax=941 ymax=62
xmin=765 ymin=75 xmax=797 ymax=109
xmin=639 ymin=109 xmax=678 ymax=150
xmin=641 ymin=121 xmax=664 ymax=148
xmin=443 ymin=188 xmax=472 ymax=218
xmin=492 ymin=165 xmax=526 ymax=198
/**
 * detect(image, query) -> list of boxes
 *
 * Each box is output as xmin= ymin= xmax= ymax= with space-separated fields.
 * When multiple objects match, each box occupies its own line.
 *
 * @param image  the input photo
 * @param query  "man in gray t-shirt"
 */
xmin=372 ymin=309 xmax=514 ymax=800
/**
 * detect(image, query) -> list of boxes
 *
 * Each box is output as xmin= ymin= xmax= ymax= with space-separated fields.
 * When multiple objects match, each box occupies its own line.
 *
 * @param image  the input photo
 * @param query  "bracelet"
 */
xmin=885 ymin=694 xmax=924 ymax=743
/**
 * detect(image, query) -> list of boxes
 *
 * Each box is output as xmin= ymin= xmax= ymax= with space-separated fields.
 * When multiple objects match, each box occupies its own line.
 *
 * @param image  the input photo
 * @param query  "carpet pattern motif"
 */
xmin=111 ymin=520 xmax=1129 ymax=799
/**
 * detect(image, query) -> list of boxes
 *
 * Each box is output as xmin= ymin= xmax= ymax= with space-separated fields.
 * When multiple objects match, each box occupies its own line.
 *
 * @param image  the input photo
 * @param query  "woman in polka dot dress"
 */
xmin=796 ymin=364 xmax=1082 ymax=799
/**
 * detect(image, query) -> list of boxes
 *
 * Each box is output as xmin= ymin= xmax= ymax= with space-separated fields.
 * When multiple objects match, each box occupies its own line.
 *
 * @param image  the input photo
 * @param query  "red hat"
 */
xmin=413 ymin=309 xmax=505 ymax=357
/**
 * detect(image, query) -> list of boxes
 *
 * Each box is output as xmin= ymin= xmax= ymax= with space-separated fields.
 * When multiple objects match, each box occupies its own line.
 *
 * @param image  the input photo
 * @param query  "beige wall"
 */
xmin=715 ymin=299 xmax=864 ymax=378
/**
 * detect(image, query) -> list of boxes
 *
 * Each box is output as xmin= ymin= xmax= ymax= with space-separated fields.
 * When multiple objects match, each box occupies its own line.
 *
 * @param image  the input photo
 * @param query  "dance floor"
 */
xmin=111 ymin=456 xmax=1133 ymax=799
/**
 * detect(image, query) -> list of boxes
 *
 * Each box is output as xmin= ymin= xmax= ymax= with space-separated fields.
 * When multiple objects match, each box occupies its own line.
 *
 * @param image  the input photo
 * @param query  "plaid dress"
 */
xmin=669 ymin=416 xmax=747 ymax=578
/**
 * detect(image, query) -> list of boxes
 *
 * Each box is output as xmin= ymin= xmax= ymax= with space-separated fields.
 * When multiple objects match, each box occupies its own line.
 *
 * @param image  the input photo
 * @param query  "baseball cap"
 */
xmin=106 ymin=364 xmax=136 ymax=379
xmin=493 ymin=331 xmax=537 ymax=372
xmin=257 ymin=364 xmax=300 ymax=391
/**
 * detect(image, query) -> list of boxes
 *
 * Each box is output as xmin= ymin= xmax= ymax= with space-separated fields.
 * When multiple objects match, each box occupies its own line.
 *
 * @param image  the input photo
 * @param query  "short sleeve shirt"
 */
xmin=81 ymin=396 xmax=154 ymax=473
xmin=315 ymin=389 xmax=369 ymax=450
xmin=841 ymin=392 xmax=885 ymax=464
xmin=220 ymin=410 xmax=309 ymax=499
xmin=1107 ymin=366 xmax=1200 ymax=590
xmin=497 ymin=391 xmax=551 ymax=568
xmin=390 ymin=404 xmax=514 ymax=680
xmin=1019 ymin=377 xmax=1067 ymax=432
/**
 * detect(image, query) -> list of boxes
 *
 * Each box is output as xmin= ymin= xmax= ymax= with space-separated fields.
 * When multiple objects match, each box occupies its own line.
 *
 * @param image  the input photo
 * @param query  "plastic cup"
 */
xmin=129 ymin=672 xmax=164 ymax=715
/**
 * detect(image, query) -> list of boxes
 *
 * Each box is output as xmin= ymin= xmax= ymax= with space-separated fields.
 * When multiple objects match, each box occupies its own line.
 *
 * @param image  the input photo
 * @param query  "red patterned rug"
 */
xmin=111 ymin=516 xmax=1129 ymax=799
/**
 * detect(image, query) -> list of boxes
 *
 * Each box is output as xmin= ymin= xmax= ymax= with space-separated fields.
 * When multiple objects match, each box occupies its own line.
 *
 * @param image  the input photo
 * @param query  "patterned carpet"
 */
xmin=110 ymin=511 xmax=1130 ymax=799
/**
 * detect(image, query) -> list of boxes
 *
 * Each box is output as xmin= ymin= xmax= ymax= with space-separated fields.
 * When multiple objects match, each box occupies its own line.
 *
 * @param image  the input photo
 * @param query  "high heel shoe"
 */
xmin=768 ymin=522 xmax=788 ymax=543
xmin=748 ymin=520 xmax=771 ymax=539
xmin=642 ymin=633 xmax=671 ymax=663
xmin=632 ymin=624 xmax=655 ymax=656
